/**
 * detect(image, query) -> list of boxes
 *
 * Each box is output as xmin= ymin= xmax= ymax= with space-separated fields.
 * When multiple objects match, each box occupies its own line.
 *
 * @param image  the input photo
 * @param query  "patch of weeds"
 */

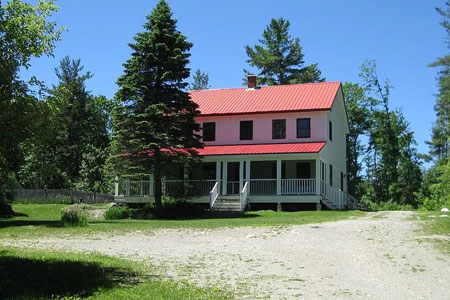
xmin=411 ymin=265 xmax=426 ymax=273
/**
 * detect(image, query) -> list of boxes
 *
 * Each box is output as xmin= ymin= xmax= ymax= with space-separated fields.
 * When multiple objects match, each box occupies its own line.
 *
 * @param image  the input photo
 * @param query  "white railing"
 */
xmin=119 ymin=179 xmax=216 ymax=197
xmin=240 ymin=181 xmax=249 ymax=212
xmin=250 ymin=179 xmax=276 ymax=195
xmin=281 ymin=179 xmax=316 ymax=195
xmin=210 ymin=182 xmax=219 ymax=209
xmin=227 ymin=181 xmax=240 ymax=195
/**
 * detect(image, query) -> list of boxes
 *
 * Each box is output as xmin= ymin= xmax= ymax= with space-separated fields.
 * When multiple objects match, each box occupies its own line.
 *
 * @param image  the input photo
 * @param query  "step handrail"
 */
xmin=209 ymin=182 xmax=219 ymax=209
xmin=240 ymin=181 xmax=249 ymax=212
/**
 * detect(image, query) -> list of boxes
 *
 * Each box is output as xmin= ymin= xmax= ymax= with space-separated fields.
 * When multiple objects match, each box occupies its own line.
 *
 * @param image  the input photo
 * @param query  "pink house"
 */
xmin=115 ymin=76 xmax=357 ymax=211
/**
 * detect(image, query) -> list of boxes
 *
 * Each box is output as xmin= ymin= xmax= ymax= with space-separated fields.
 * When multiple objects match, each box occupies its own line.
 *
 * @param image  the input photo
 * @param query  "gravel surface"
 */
xmin=2 ymin=211 xmax=449 ymax=299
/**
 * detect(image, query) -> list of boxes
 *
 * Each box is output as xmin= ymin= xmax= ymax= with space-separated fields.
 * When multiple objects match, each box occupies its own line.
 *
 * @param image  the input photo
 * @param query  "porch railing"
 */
xmin=281 ymin=179 xmax=316 ymax=195
xmin=250 ymin=179 xmax=276 ymax=195
xmin=118 ymin=179 xmax=216 ymax=197
xmin=227 ymin=181 xmax=240 ymax=195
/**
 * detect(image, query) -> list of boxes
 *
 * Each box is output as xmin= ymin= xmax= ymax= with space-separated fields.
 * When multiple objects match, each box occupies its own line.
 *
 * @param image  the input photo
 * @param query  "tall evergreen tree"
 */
xmin=428 ymin=2 xmax=450 ymax=162
xmin=191 ymin=69 xmax=209 ymax=90
xmin=245 ymin=18 xmax=324 ymax=85
xmin=110 ymin=0 xmax=202 ymax=208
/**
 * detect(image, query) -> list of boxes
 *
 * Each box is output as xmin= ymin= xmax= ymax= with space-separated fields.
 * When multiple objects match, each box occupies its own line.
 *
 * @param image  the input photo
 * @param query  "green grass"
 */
xmin=0 ymin=204 xmax=365 ymax=238
xmin=0 ymin=246 xmax=232 ymax=300
xmin=415 ymin=211 xmax=450 ymax=255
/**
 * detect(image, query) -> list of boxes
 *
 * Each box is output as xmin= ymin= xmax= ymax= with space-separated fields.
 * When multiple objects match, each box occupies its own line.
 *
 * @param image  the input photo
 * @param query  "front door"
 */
xmin=227 ymin=162 xmax=240 ymax=195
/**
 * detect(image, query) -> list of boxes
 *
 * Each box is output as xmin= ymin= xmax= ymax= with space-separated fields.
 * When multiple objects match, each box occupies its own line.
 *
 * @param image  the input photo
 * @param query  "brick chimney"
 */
xmin=247 ymin=74 xmax=257 ymax=89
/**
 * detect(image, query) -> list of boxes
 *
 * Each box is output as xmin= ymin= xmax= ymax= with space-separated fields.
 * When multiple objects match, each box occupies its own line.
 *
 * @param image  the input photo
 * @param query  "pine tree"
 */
xmin=245 ymin=18 xmax=324 ymax=85
xmin=191 ymin=69 xmax=209 ymax=90
xmin=111 ymin=0 xmax=202 ymax=208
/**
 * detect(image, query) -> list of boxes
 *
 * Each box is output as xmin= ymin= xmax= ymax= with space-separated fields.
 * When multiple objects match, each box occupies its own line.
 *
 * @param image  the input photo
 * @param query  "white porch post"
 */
xmin=222 ymin=162 xmax=228 ymax=195
xmin=149 ymin=174 xmax=154 ymax=196
xmin=114 ymin=176 xmax=119 ymax=196
xmin=239 ymin=161 xmax=244 ymax=192
xmin=315 ymin=158 xmax=321 ymax=195
xmin=276 ymin=159 xmax=282 ymax=195
xmin=215 ymin=161 xmax=221 ymax=195
xmin=246 ymin=160 xmax=251 ymax=194
xmin=126 ymin=177 xmax=131 ymax=196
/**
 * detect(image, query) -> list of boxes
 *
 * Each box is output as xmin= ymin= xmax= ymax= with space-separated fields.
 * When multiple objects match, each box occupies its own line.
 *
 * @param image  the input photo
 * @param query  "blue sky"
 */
xmin=22 ymin=0 xmax=447 ymax=159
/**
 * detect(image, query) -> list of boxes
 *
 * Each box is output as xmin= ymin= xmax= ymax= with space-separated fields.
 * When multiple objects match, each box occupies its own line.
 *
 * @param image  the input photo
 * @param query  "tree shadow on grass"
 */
xmin=0 ymin=220 xmax=62 ymax=229
xmin=0 ymin=251 xmax=143 ymax=299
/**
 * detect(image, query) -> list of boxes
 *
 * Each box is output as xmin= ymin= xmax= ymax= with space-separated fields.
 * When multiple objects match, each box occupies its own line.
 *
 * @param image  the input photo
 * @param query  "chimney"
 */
xmin=247 ymin=74 xmax=257 ymax=89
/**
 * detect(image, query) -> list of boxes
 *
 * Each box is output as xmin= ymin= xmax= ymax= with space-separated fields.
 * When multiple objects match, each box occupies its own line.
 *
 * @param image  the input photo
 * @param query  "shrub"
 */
xmin=0 ymin=201 xmax=14 ymax=218
xmin=132 ymin=200 xmax=205 ymax=220
xmin=105 ymin=205 xmax=131 ymax=220
xmin=61 ymin=204 xmax=89 ymax=227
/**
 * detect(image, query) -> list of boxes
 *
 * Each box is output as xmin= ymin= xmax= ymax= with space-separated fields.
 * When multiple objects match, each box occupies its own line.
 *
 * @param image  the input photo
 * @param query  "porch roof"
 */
xmin=197 ymin=142 xmax=325 ymax=156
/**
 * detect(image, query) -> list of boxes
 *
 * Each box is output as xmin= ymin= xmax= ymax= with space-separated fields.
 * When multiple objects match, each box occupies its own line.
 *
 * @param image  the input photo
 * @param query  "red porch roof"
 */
xmin=197 ymin=142 xmax=325 ymax=156
xmin=190 ymin=82 xmax=341 ymax=116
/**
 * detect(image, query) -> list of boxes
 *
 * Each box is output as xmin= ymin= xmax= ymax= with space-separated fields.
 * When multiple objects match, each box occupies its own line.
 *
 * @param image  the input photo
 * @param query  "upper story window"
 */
xmin=297 ymin=118 xmax=310 ymax=138
xmin=240 ymin=120 xmax=253 ymax=140
xmin=202 ymin=122 xmax=216 ymax=141
xmin=329 ymin=121 xmax=333 ymax=141
xmin=272 ymin=119 xmax=286 ymax=139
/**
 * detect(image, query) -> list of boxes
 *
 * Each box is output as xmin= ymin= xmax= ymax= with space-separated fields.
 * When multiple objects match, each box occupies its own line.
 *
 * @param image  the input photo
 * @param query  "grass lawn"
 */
xmin=0 ymin=204 xmax=365 ymax=238
xmin=0 ymin=246 xmax=232 ymax=300
xmin=415 ymin=211 xmax=450 ymax=255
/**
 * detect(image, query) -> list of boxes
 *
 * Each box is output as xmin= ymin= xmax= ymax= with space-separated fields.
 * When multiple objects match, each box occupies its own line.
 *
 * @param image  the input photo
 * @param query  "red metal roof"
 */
xmin=197 ymin=142 xmax=326 ymax=156
xmin=190 ymin=82 xmax=341 ymax=116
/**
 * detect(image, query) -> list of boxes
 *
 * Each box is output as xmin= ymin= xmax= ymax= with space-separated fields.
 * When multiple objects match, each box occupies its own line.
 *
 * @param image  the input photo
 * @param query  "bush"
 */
xmin=360 ymin=199 xmax=415 ymax=211
xmin=131 ymin=200 xmax=205 ymax=220
xmin=61 ymin=204 xmax=89 ymax=227
xmin=105 ymin=205 xmax=131 ymax=220
xmin=0 ymin=201 xmax=14 ymax=218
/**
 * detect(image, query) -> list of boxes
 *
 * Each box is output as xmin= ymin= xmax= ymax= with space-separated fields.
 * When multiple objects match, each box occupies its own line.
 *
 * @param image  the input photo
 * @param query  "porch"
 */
xmin=114 ymin=154 xmax=352 ymax=210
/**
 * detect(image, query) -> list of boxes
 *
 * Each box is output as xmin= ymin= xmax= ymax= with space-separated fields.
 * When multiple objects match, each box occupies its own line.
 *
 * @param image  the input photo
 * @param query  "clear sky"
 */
xmin=22 ymin=0 xmax=448 ymax=159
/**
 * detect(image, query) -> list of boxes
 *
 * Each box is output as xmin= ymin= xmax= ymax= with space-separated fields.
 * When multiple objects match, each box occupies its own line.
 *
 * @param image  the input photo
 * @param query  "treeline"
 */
xmin=0 ymin=0 xmax=448 ymax=214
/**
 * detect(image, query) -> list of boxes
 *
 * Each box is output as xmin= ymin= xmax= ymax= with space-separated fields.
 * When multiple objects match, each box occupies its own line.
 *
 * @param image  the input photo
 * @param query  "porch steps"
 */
xmin=211 ymin=198 xmax=242 ymax=213
xmin=321 ymin=198 xmax=338 ymax=210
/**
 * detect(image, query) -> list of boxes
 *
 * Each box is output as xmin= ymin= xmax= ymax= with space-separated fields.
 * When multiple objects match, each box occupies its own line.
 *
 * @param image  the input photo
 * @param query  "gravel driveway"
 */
xmin=2 ymin=211 xmax=449 ymax=299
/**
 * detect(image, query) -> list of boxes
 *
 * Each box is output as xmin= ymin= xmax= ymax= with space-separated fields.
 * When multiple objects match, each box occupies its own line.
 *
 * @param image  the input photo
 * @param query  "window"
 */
xmin=202 ymin=122 xmax=215 ymax=141
xmin=329 ymin=121 xmax=333 ymax=141
xmin=297 ymin=118 xmax=310 ymax=138
xmin=329 ymin=164 xmax=333 ymax=187
xmin=272 ymin=119 xmax=286 ymax=139
xmin=240 ymin=120 xmax=253 ymax=140
xmin=340 ymin=172 xmax=344 ymax=191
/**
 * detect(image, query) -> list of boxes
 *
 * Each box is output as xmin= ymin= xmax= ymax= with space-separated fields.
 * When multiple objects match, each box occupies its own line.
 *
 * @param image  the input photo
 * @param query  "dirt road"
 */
xmin=2 ymin=211 xmax=449 ymax=299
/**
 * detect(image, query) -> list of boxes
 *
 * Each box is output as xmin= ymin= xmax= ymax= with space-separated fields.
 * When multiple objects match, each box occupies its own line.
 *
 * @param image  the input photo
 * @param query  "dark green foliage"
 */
xmin=191 ymin=69 xmax=210 ymax=90
xmin=17 ymin=58 xmax=113 ymax=192
xmin=0 ymin=0 xmax=62 ymax=215
xmin=343 ymin=83 xmax=371 ymax=199
xmin=132 ymin=201 xmax=205 ymax=220
xmin=111 ymin=0 xmax=202 ymax=208
xmin=61 ymin=204 xmax=88 ymax=227
xmin=105 ymin=205 xmax=131 ymax=220
xmin=245 ymin=18 xmax=324 ymax=85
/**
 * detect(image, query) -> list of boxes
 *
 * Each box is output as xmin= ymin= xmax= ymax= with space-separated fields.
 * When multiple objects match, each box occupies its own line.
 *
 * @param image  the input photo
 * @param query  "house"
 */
xmin=115 ymin=75 xmax=358 ymax=211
